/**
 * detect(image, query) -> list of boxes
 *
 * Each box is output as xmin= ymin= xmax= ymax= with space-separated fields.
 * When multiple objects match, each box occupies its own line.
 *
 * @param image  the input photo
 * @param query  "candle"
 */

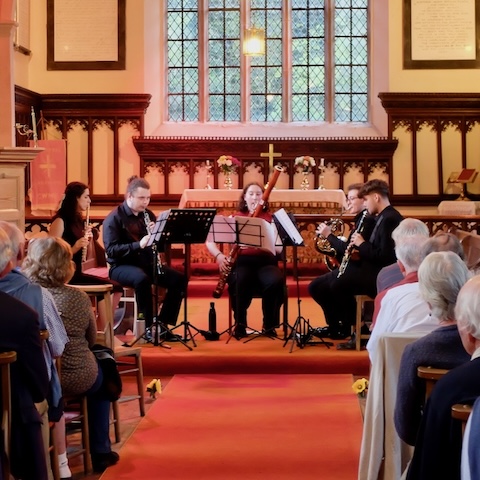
xmin=31 ymin=106 xmax=38 ymax=147
xmin=206 ymin=160 xmax=210 ymax=166
xmin=320 ymin=157 xmax=325 ymax=167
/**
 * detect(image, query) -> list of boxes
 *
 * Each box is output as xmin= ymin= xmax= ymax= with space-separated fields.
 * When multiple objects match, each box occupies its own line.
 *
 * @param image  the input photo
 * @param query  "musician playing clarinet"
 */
xmin=103 ymin=176 xmax=187 ymax=342
xmin=308 ymin=179 xmax=402 ymax=349
xmin=206 ymin=182 xmax=284 ymax=339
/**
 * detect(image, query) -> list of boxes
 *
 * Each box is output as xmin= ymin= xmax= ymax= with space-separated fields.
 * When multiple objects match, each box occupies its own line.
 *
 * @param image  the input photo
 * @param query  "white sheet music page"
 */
xmin=206 ymin=215 xmax=237 ymax=244
xmin=235 ymin=216 xmax=277 ymax=254
xmin=273 ymin=208 xmax=304 ymax=246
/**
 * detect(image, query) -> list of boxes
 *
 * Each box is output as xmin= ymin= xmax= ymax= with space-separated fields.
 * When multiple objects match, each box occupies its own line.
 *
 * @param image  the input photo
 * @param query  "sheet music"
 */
xmin=148 ymin=209 xmax=171 ymax=246
xmin=273 ymin=208 xmax=304 ymax=246
xmin=235 ymin=217 xmax=277 ymax=254
xmin=207 ymin=215 xmax=237 ymax=244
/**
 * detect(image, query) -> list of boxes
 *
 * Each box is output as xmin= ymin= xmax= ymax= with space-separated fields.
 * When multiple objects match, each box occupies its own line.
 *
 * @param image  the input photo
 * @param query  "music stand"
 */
xmin=275 ymin=209 xmax=333 ymax=352
xmin=154 ymin=208 xmax=216 ymax=346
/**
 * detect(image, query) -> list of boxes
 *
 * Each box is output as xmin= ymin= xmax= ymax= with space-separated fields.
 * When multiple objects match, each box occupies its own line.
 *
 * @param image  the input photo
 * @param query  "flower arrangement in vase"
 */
xmin=217 ymin=155 xmax=240 ymax=189
xmin=295 ymin=156 xmax=316 ymax=190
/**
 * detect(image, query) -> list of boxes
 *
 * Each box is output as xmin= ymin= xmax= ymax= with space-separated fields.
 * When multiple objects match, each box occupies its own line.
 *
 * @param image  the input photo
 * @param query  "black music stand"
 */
xmin=276 ymin=209 xmax=333 ymax=352
xmin=155 ymin=208 xmax=216 ymax=346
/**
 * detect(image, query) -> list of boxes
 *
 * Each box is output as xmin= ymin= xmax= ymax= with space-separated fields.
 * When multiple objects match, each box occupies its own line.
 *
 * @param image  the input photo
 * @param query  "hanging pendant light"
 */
xmin=243 ymin=26 xmax=265 ymax=56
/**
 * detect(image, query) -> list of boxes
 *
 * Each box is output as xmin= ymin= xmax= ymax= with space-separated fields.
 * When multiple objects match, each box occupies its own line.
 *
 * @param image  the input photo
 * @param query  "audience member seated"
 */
xmin=371 ymin=218 xmax=430 ymax=329
xmin=461 ymin=396 xmax=480 ymax=480
xmin=367 ymin=235 xmax=434 ymax=364
xmin=0 ymin=222 xmax=71 ymax=479
xmin=22 ymin=237 xmax=120 ymax=474
xmin=406 ymin=275 xmax=480 ymax=480
xmin=0 ymin=227 xmax=50 ymax=480
xmin=394 ymin=251 xmax=471 ymax=447
xmin=206 ymin=182 xmax=284 ymax=338
xmin=368 ymin=232 xmax=466 ymax=364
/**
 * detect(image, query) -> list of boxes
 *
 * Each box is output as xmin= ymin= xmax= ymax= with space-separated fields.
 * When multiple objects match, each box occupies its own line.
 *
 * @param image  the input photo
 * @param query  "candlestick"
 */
xmin=205 ymin=160 xmax=212 ymax=189
xmin=320 ymin=157 xmax=325 ymax=167
xmin=31 ymin=106 xmax=38 ymax=147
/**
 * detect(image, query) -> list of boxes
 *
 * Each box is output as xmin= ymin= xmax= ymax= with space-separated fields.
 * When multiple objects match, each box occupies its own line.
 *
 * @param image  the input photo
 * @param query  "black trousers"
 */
xmin=109 ymin=263 xmax=186 ymax=328
xmin=308 ymin=262 xmax=377 ymax=330
xmin=228 ymin=254 xmax=284 ymax=330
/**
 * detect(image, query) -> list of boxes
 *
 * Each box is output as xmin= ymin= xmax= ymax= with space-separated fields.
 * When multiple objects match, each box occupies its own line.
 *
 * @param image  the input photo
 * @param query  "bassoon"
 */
xmin=212 ymin=165 xmax=284 ymax=298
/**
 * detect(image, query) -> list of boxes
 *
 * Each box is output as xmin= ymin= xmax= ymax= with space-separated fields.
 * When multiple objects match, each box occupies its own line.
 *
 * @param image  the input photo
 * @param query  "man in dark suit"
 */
xmin=309 ymin=179 xmax=403 ymax=346
xmin=406 ymin=275 xmax=480 ymax=480
xmin=0 ymin=226 xmax=49 ymax=480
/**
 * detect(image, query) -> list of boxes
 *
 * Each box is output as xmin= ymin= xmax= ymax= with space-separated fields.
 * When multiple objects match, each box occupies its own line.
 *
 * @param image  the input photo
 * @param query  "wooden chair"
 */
xmin=451 ymin=403 xmax=472 ymax=436
xmin=354 ymin=295 xmax=374 ymax=351
xmin=417 ymin=365 xmax=450 ymax=401
xmin=57 ymin=358 xmax=92 ymax=475
xmin=39 ymin=329 xmax=60 ymax=480
xmin=72 ymin=284 xmax=146 ymax=444
xmin=0 ymin=351 xmax=16 ymax=480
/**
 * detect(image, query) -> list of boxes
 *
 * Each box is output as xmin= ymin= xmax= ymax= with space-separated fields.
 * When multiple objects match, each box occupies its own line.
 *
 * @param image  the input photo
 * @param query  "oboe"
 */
xmin=144 ymin=210 xmax=164 ymax=275
xmin=337 ymin=210 xmax=367 ymax=278
xmin=81 ymin=206 xmax=90 ymax=263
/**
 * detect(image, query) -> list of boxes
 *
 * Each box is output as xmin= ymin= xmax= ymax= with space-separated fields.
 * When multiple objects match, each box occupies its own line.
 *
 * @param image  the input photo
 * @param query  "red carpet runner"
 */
xmin=101 ymin=374 xmax=362 ymax=479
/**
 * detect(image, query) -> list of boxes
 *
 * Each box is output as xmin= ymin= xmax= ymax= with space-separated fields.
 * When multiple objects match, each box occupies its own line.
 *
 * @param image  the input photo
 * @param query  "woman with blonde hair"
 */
xmin=23 ymin=237 xmax=120 ymax=473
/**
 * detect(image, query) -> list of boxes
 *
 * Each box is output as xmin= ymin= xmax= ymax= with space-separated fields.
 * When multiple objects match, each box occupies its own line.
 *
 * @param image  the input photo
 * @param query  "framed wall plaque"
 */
xmin=47 ymin=0 xmax=126 ymax=70
xmin=403 ymin=0 xmax=480 ymax=69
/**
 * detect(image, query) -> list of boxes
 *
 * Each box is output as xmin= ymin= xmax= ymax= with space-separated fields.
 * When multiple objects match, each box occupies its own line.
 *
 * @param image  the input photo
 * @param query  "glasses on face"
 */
xmin=347 ymin=196 xmax=358 ymax=202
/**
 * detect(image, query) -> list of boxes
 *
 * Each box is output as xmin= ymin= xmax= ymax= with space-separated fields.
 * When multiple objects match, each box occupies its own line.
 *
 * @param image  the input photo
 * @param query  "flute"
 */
xmin=81 ymin=206 xmax=90 ymax=263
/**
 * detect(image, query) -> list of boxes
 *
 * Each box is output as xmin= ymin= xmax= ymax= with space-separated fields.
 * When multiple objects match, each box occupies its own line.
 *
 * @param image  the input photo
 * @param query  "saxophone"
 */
xmin=337 ymin=210 xmax=367 ymax=278
xmin=212 ymin=165 xmax=284 ymax=298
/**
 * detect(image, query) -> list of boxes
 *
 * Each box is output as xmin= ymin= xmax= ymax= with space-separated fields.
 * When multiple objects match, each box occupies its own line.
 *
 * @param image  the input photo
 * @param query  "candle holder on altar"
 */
xmin=318 ymin=158 xmax=326 ymax=190
xmin=205 ymin=160 xmax=212 ymax=189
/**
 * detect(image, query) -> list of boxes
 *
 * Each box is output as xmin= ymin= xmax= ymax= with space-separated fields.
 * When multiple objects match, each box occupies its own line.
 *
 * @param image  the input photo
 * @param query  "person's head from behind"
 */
xmin=392 ymin=218 xmax=429 ymax=245
xmin=23 ymin=237 xmax=74 ymax=288
xmin=0 ymin=227 xmax=13 ymax=277
xmin=125 ymin=176 xmax=151 ymax=214
xmin=419 ymin=251 xmax=471 ymax=322
xmin=346 ymin=183 xmax=365 ymax=215
xmin=58 ymin=181 xmax=90 ymax=216
xmin=395 ymin=235 xmax=429 ymax=274
xmin=420 ymin=232 xmax=465 ymax=261
xmin=239 ymin=182 xmax=266 ymax=214
xmin=0 ymin=221 xmax=25 ymax=265
xmin=455 ymin=275 xmax=480 ymax=355
xmin=358 ymin=179 xmax=390 ymax=215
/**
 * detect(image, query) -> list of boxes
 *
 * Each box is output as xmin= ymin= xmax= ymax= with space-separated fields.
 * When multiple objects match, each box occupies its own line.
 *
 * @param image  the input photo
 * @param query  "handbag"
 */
xmin=91 ymin=344 xmax=122 ymax=401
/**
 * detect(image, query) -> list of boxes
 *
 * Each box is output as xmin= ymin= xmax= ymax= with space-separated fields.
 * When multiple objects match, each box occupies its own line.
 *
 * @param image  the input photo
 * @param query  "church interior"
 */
xmin=1 ymin=0 xmax=480 ymax=479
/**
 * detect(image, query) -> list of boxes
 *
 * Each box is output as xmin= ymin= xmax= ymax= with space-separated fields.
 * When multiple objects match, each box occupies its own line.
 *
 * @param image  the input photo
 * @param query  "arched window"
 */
xmin=164 ymin=0 xmax=382 ymax=131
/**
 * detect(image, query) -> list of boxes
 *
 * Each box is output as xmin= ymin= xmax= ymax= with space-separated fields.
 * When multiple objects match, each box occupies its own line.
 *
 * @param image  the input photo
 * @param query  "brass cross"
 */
xmin=260 ymin=143 xmax=282 ymax=171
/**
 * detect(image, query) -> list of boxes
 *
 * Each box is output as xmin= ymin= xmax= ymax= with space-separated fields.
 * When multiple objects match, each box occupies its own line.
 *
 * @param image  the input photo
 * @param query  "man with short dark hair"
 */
xmin=309 ymin=179 xmax=403 ymax=348
xmin=103 ymin=176 xmax=187 ymax=342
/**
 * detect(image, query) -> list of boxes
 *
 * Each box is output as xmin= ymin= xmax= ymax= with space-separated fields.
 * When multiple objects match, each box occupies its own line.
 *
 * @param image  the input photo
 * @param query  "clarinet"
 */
xmin=212 ymin=165 xmax=284 ymax=298
xmin=144 ymin=210 xmax=164 ymax=275
xmin=337 ymin=210 xmax=367 ymax=278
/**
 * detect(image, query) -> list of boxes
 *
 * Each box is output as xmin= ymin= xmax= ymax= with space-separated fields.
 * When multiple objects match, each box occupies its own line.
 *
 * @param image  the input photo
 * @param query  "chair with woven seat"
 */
xmin=0 ymin=351 xmax=16 ymax=480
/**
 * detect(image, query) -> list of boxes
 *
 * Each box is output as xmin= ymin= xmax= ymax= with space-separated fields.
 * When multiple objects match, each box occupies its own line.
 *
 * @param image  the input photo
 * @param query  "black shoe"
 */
xmin=92 ymin=451 xmax=120 ymax=473
xmin=232 ymin=326 xmax=247 ymax=339
xmin=336 ymin=333 xmax=367 ymax=350
xmin=159 ymin=325 xmax=181 ymax=342
xmin=329 ymin=329 xmax=351 ymax=340
xmin=312 ymin=326 xmax=331 ymax=338
xmin=262 ymin=328 xmax=278 ymax=337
